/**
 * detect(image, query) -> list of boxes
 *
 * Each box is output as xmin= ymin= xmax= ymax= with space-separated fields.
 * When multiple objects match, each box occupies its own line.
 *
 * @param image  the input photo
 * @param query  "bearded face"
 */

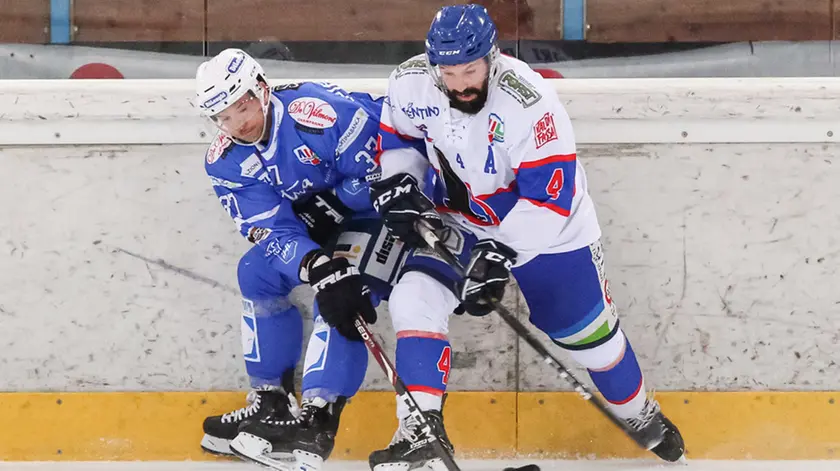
xmin=440 ymin=57 xmax=491 ymax=115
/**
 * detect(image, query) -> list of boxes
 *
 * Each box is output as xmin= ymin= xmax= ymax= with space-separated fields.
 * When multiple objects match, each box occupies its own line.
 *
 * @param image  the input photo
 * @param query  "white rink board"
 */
xmin=3 ymin=461 xmax=840 ymax=471
xmin=2 ymin=78 xmax=840 ymax=146
xmin=3 ymin=142 xmax=840 ymax=392
xmin=3 ymin=78 xmax=840 ymax=393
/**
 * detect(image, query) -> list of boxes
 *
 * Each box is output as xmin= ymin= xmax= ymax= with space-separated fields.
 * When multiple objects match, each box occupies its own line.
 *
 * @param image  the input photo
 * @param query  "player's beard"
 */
xmin=447 ymin=76 xmax=490 ymax=115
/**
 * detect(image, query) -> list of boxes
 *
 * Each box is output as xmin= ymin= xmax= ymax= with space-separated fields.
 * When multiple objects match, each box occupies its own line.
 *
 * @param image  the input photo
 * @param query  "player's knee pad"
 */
xmin=388 ymin=271 xmax=459 ymax=335
xmin=302 ymin=315 xmax=368 ymax=402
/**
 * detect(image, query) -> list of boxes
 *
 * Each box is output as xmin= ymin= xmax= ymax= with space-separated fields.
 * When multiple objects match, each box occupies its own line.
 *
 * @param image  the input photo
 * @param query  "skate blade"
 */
xmin=230 ymin=432 xmax=324 ymax=471
xmin=371 ymin=463 xmax=410 ymax=471
xmin=229 ymin=433 xmax=297 ymax=471
xmin=420 ymin=458 xmax=447 ymax=471
xmin=199 ymin=434 xmax=233 ymax=456
xmin=372 ymin=459 xmax=442 ymax=471
xmin=676 ymin=454 xmax=688 ymax=465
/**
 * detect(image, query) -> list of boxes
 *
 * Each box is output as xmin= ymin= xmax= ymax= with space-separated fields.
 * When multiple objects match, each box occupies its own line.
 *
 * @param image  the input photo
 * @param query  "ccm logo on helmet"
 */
xmin=227 ymin=52 xmax=245 ymax=73
xmin=439 ymin=50 xmax=461 ymax=56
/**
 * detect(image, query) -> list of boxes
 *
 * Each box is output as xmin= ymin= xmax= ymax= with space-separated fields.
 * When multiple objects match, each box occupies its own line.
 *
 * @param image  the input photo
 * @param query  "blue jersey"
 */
xmin=204 ymin=82 xmax=383 ymax=282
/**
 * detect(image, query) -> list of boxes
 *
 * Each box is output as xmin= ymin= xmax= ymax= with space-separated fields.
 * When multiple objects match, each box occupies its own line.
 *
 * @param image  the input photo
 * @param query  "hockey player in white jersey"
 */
xmin=359 ymin=4 xmax=686 ymax=469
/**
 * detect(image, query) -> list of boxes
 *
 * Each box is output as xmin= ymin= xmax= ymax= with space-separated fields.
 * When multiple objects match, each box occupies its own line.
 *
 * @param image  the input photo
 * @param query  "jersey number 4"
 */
xmin=546 ymin=168 xmax=564 ymax=199
xmin=437 ymin=346 xmax=452 ymax=385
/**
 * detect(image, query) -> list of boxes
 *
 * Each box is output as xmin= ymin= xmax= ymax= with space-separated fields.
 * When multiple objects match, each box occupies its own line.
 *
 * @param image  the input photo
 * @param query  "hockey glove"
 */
xmin=293 ymin=190 xmax=352 ymax=246
xmin=370 ymin=173 xmax=444 ymax=249
xmin=302 ymin=250 xmax=377 ymax=341
xmin=459 ymin=239 xmax=517 ymax=317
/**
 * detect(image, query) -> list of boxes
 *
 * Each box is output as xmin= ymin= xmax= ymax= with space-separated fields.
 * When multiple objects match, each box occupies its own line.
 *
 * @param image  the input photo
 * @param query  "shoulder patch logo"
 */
xmin=288 ymin=97 xmax=338 ymax=129
xmin=534 ymin=112 xmax=558 ymax=149
xmin=395 ymin=58 xmax=428 ymax=78
xmin=498 ymin=70 xmax=542 ymax=108
xmin=336 ymin=108 xmax=369 ymax=155
xmin=207 ymin=133 xmax=233 ymax=164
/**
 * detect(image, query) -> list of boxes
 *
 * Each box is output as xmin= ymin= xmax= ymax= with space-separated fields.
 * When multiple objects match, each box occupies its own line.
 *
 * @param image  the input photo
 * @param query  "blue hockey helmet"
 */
xmin=425 ymin=4 xmax=501 ymax=89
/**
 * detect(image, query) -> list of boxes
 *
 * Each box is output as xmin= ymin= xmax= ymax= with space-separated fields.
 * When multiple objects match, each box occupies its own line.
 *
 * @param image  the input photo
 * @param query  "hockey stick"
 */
xmin=353 ymin=316 xmax=539 ymax=471
xmin=415 ymin=224 xmax=662 ymax=453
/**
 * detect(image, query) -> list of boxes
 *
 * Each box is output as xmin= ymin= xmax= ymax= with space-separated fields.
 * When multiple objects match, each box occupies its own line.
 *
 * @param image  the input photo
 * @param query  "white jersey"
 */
xmin=377 ymin=54 xmax=601 ymax=266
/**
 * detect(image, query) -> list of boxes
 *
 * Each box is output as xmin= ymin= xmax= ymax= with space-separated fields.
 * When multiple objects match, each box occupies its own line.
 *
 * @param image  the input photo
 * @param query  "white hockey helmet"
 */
xmin=195 ymin=48 xmax=270 ymax=145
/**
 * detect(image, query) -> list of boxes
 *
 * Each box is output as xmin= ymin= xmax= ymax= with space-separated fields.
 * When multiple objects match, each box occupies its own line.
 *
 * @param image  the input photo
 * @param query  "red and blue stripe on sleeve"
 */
xmin=513 ymin=153 xmax=577 ymax=217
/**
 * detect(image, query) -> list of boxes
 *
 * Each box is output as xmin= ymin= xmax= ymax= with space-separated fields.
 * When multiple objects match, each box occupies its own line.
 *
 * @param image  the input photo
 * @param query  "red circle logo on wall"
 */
xmin=70 ymin=63 xmax=125 ymax=79
xmin=534 ymin=68 xmax=564 ymax=79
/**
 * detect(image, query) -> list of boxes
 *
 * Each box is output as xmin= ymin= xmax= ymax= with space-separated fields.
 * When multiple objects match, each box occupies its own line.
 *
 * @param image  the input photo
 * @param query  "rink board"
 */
xmin=2 ymin=391 xmax=839 ymax=461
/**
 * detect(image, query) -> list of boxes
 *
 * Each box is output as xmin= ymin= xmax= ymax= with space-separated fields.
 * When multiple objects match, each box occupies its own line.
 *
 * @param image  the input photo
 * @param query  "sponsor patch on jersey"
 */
xmin=265 ymin=239 xmax=298 ymax=264
xmin=247 ymin=227 xmax=272 ymax=244
xmin=498 ymin=70 xmax=542 ymax=108
xmin=206 ymin=133 xmax=233 ymax=164
xmin=394 ymin=58 xmax=428 ymax=78
xmin=488 ymin=113 xmax=505 ymax=143
xmin=288 ymin=97 xmax=338 ymax=129
xmin=239 ymin=153 xmax=263 ymax=178
xmin=209 ymin=175 xmax=242 ymax=189
xmin=293 ymin=145 xmax=322 ymax=165
xmin=534 ymin=112 xmax=558 ymax=149
xmin=336 ymin=108 xmax=369 ymax=154
xmin=402 ymin=102 xmax=440 ymax=120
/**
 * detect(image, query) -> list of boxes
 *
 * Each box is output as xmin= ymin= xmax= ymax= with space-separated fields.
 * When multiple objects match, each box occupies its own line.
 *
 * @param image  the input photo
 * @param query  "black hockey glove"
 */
xmin=459 ymin=239 xmax=518 ymax=317
xmin=301 ymin=250 xmax=377 ymax=341
xmin=370 ymin=173 xmax=444 ymax=249
xmin=293 ymin=190 xmax=352 ymax=247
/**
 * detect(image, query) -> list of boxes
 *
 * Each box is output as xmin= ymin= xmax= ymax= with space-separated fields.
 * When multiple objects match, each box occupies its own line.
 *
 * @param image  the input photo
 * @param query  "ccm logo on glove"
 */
xmin=371 ymin=183 xmax=413 ymax=212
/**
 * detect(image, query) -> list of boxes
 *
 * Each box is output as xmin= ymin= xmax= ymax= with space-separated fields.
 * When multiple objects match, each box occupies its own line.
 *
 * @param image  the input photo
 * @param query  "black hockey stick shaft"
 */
xmin=416 ymin=226 xmax=654 ymax=451
xmin=352 ymin=317 xmax=463 ymax=471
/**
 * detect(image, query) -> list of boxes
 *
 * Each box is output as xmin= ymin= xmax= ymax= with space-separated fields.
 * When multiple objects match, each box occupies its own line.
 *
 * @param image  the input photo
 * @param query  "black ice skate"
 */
xmin=368 ymin=409 xmax=454 ymax=471
xmin=200 ymin=386 xmax=298 ymax=455
xmin=625 ymin=397 xmax=686 ymax=463
xmin=230 ymin=396 xmax=347 ymax=471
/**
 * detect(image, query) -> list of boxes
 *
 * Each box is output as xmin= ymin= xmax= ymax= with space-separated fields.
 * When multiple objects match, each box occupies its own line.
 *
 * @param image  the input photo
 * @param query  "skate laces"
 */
xmin=298 ymin=397 xmax=329 ymax=425
xmin=262 ymin=395 xmax=323 ymax=427
xmin=626 ymin=393 xmax=661 ymax=431
xmin=390 ymin=413 xmax=423 ymax=446
xmin=220 ymin=386 xmax=274 ymax=424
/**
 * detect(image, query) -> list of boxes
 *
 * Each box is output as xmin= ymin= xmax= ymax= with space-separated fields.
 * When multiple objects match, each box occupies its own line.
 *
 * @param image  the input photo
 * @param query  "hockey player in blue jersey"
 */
xmin=193 ymin=49 xmax=408 ymax=471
